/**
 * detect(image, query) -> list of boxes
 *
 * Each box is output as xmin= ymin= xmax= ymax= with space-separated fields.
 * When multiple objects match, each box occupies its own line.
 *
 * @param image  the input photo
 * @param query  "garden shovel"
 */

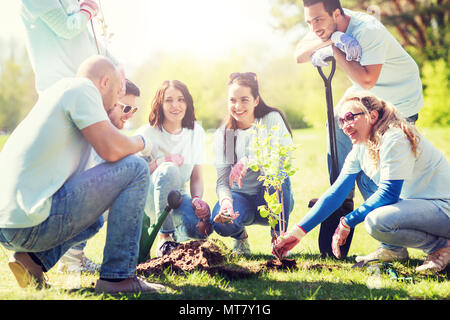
xmin=314 ymin=57 xmax=354 ymax=259
xmin=138 ymin=190 xmax=182 ymax=263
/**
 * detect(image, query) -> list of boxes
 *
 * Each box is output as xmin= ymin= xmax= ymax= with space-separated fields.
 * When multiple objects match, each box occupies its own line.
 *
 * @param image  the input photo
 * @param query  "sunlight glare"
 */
xmin=110 ymin=0 xmax=276 ymax=58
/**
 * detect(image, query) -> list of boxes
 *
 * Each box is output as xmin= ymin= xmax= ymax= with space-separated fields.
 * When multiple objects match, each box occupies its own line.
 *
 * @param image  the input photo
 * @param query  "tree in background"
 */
xmin=363 ymin=0 xmax=448 ymax=65
xmin=271 ymin=0 xmax=449 ymax=64
xmin=0 ymin=43 xmax=37 ymax=132
xmin=2 ymin=1 xmax=447 ymax=132
xmin=418 ymin=58 xmax=449 ymax=126
xmin=131 ymin=47 xmax=324 ymax=131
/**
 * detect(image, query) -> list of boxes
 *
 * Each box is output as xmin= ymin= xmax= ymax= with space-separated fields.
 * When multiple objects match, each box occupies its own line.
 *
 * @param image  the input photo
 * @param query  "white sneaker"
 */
xmin=233 ymin=237 xmax=251 ymax=256
xmin=57 ymin=248 xmax=100 ymax=274
xmin=355 ymin=247 xmax=409 ymax=263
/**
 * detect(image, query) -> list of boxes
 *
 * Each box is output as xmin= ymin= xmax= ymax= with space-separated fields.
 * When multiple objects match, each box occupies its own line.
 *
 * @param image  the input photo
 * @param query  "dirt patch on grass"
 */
xmin=137 ymin=239 xmax=345 ymax=279
xmin=265 ymin=259 xmax=298 ymax=271
xmin=137 ymin=240 xmax=222 ymax=274
xmin=137 ymin=239 xmax=259 ymax=280
xmin=263 ymin=259 xmax=344 ymax=272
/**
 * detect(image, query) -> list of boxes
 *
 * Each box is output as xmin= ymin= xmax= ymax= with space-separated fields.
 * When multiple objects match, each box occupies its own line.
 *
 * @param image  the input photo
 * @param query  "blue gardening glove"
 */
xmin=331 ymin=31 xmax=362 ymax=62
xmin=311 ymin=45 xmax=334 ymax=67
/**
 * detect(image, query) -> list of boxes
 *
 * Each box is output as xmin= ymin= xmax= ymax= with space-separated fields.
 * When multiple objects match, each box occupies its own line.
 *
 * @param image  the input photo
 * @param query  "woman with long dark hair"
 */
xmin=136 ymin=80 xmax=212 ymax=260
xmin=211 ymin=72 xmax=295 ymax=255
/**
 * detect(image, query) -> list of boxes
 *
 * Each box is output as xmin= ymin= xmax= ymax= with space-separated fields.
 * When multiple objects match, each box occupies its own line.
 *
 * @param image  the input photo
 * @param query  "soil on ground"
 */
xmin=136 ymin=239 xmax=342 ymax=279
xmin=265 ymin=258 xmax=298 ymax=271
xmin=137 ymin=240 xmax=223 ymax=274
xmin=137 ymin=239 xmax=260 ymax=279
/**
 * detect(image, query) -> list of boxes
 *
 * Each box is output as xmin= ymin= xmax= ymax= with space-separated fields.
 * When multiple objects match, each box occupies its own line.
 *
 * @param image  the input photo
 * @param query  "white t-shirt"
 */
xmin=342 ymin=127 xmax=450 ymax=217
xmin=0 ymin=78 xmax=108 ymax=228
xmin=134 ymin=122 xmax=206 ymax=184
xmin=342 ymin=9 xmax=424 ymax=118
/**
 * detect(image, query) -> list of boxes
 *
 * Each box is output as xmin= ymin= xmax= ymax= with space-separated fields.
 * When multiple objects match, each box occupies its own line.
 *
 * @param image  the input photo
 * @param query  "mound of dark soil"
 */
xmin=137 ymin=239 xmax=318 ymax=279
xmin=137 ymin=240 xmax=223 ymax=275
xmin=137 ymin=239 xmax=260 ymax=279
xmin=298 ymin=261 xmax=342 ymax=272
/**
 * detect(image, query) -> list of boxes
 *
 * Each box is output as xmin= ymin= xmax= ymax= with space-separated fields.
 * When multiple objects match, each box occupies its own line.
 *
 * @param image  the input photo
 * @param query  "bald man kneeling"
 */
xmin=0 ymin=55 xmax=163 ymax=294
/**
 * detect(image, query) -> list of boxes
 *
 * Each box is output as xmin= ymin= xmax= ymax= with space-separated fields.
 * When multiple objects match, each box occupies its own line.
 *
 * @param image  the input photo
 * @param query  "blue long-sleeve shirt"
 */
xmin=298 ymin=172 xmax=403 ymax=232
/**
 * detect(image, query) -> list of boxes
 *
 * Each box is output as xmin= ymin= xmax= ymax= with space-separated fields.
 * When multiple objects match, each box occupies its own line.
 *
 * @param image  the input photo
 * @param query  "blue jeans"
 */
xmin=143 ymin=162 xmax=210 ymax=242
xmin=0 ymin=155 xmax=149 ymax=279
xmin=211 ymin=177 xmax=294 ymax=240
xmin=365 ymin=199 xmax=450 ymax=254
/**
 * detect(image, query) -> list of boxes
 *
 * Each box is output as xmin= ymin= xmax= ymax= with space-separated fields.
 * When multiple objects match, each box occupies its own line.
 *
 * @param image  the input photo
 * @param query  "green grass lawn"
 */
xmin=0 ymin=127 xmax=448 ymax=300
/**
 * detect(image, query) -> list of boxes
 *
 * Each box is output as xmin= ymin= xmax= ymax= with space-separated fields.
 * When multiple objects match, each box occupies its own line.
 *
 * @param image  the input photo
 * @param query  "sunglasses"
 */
xmin=117 ymin=102 xmax=138 ymax=114
xmin=229 ymin=72 xmax=257 ymax=81
xmin=338 ymin=111 xmax=365 ymax=128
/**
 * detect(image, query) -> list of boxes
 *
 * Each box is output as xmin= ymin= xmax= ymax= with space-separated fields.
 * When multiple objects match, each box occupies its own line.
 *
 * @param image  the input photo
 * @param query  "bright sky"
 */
xmin=1 ymin=0 xmax=299 ymax=73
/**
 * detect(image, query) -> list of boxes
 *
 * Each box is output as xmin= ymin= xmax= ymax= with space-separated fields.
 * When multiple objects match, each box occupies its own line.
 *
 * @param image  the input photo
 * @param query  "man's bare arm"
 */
xmin=332 ymin=46 xmax=382 ymax=90
xmin=82 ymin=120 xmax=144 ymax=162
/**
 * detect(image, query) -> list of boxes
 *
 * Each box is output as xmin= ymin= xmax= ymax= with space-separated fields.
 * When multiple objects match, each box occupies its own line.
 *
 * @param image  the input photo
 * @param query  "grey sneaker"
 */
xmin=82 ymin=256 xmax=101 ymax=273
xmin=57 ymin=248 xmax=100 ymax=274
xmin=416 ymin=241 xmax=450 ymax=273
xmin=355 ymin=247 xmax=409 ymax=263
xmin=233 ymin=237 xmax=251 ymax=255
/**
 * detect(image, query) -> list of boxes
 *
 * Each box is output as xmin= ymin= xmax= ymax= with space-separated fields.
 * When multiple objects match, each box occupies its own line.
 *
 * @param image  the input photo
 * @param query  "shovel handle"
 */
xmin=317 ymin=57 xmax=339 ymax=183
xmin=317 ymin=57 xmax=336 ymax=85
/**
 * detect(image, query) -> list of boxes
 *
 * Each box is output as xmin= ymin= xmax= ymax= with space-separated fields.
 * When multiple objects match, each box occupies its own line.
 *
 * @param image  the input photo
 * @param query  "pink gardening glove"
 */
xmin=229 ymin=156 xmax=249 ymax=188
xmin=272 ymin=226 xmax=306 ymax=259
xmin=192 ymin=197 xmax=211 ymax=220
xmin=332 ymin=217 xmax=351 ymax=259
xmin=213 ymin=198 xmax=239 ymax=224
xmin=165 ymin=154 xmax=184 ymax=167
xmin=80 ymin=0 xmax=99 ymax=20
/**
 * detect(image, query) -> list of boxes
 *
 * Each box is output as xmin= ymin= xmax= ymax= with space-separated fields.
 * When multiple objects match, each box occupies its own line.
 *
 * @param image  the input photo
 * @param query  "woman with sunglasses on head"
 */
xmin=211 ymin=72 xmax=295 ymax=255
xmin=274 ymin=92 xmax=450 ymax=273
xmin=135 ymin=80 xmax=212 ymax=260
